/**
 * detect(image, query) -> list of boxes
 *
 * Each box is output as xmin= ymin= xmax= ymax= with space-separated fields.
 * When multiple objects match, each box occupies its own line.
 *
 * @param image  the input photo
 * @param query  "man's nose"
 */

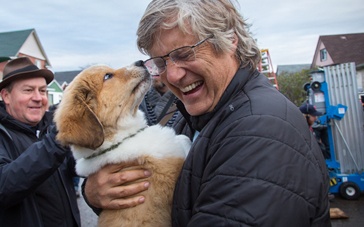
xmin=32 ymin=90 xmax=43 ymax=100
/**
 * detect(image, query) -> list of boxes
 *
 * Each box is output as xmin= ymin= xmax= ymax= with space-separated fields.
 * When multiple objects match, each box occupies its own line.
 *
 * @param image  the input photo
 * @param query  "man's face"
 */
xmin=307 ymin=114 xmax=318 ymax=126
xmin=149 ymin=27 xmax=239 ymax=116
xmin=1 ymin=77 xmax=48 ymax=126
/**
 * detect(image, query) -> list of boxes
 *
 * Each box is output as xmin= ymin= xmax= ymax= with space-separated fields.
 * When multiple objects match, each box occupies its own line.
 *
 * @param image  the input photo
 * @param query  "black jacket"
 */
xmin=0 ymin=102 xmax=80 ymax=227
xmin=139 ymin=87 xmax=179 ymax=127
xmin=172 ymin=68 xmax=331 ymax=226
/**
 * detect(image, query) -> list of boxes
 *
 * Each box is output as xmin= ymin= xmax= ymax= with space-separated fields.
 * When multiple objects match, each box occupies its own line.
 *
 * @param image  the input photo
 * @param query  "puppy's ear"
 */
xmin=54 ymin=83 xmax=104 ymax=150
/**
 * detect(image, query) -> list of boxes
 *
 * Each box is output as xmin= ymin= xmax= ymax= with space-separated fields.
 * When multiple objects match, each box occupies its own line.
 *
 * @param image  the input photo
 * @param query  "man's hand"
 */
xmin=84 ymin=161 xmax=151 ymax=210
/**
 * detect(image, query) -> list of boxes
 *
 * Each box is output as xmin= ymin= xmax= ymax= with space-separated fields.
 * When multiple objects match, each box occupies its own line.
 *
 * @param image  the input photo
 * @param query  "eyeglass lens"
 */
xmin=145 ymin=47 xmax=196 ymax=75
xmin=170 ymin=46 xmax=196 ymax=63
xmin=144 ymin=37 xmax=210 ymax=76
xmin=145 ymin=58 xmax=165 ymax=76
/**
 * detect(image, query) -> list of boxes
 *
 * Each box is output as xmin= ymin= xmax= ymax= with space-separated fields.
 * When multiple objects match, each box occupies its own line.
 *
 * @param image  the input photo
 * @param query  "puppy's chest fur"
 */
xmin=74 ymin=113 xmax=191 ymax=227
xmin=73 ymin=122 xmax=190 ymax=177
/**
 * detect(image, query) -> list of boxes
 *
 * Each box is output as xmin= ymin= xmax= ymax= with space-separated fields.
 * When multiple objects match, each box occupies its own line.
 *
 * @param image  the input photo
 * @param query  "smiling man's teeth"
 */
xmin=181 ymin=81 xmax=202 ymax=93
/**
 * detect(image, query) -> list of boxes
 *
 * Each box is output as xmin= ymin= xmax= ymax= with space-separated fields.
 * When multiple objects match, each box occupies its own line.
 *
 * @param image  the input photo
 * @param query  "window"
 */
xmin=48 ymin=93 xmax=54 ymax=106
xmin=320 ymin=49 xmax=327 ymax=62
xmin=35 ymin=59 xmax=42 ymax=68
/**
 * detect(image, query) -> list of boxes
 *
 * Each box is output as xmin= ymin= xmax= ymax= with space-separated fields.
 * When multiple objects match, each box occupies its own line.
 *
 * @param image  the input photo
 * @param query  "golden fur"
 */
xmin=54 ymin=63 xmax=191 ymax=227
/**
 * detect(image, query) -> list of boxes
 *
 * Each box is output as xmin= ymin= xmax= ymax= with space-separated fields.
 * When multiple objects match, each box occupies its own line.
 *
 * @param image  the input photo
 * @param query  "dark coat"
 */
xmin=172 ymin=68 xmax=331 ymax=226
xmin=139 ymin=87 xmax=179 ymax=127
xmin=0 ymin=102 xmax=80 ymax=227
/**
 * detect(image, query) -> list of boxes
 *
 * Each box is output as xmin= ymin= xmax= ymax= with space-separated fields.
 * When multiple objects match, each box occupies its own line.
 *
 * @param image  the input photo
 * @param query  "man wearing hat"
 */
xmin=300 ymin=102 xmax=322 ymax=131
xmin=0 ymin=57 xmax=80 ymax=226
xmin=299 ymin=103 xmax=323 ymax=128
xmin=299 ymin=103 xmax=333 ymax=201
xmin=300 ymin=103 xmax=331 ymax=160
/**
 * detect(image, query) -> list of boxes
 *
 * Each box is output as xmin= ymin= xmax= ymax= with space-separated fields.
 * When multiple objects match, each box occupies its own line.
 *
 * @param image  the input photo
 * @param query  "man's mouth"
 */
xmin=181 ymin=81 xmax=203 ymax=95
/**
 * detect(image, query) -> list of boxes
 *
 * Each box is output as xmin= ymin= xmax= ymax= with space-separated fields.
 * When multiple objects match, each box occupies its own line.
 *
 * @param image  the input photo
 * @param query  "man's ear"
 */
xmin=1 ymin=88 xmax=10 ymax=104
xmin=232 ymin=33 xmax=239 ymax=46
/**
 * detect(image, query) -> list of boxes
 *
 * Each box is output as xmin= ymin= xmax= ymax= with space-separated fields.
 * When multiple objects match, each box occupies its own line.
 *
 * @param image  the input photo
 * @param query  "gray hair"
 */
xmin=137 ymin=0 xmax=261 ymax=70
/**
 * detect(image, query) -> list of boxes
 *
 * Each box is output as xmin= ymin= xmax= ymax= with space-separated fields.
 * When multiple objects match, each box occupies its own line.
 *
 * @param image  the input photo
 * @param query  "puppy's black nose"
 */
xmin=134 ymin=60 xmax=144 ymax=67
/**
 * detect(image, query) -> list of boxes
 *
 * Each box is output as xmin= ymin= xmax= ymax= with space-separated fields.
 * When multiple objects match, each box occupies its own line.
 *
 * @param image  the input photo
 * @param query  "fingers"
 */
xmin=102 ymin=181 xmax=150 ymax=209
xmin=84 ymin=163 xmax=151 ymax=210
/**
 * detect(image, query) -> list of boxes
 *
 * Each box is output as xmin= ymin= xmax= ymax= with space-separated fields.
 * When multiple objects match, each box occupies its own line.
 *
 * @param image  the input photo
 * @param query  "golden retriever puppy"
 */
xmin=53 ymin=62 xmax=191 ymax=227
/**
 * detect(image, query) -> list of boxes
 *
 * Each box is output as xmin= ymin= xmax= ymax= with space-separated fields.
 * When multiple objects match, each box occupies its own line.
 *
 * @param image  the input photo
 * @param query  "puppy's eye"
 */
xmin=104 ymin=73 xmax=113 ymax=81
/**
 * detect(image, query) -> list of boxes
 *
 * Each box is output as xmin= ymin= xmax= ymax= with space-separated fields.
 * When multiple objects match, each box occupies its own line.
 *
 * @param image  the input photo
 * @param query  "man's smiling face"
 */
xmin=2 ymin=77 xmax=48 ymax=126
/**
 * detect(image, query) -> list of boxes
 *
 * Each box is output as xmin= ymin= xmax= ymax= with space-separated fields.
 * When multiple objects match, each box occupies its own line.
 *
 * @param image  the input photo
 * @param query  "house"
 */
xmin=0 ymin=28 xmax=63 ymax=104
xmin=54 ymin=70 xmax=82 ymax=90
xmin=0 ymin=28 xmax=51 ymax=73
xmin=276 ymin=64 xmax=311 ymax=76
xmin=47 ymin=80 xmax=64 ymax=107
xmin=311 ymin=33 xmax=364 ymax=91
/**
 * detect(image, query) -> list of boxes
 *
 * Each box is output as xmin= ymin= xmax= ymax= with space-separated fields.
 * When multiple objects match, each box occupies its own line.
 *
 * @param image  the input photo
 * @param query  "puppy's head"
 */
xmin=54 ymin=62 xmax=151 ymax=149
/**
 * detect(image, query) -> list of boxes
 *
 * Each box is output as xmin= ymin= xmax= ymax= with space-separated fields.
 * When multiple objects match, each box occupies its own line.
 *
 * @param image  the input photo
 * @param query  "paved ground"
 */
xmin=76 ymin=179 xmax=98 ymax=227
xmin=76 ymin=183 xmax=363 ymax=227
xmin=77 ymin=194 xmax=98 ymax=227
xmin=330 ymin=194 xmax=364 ymax=227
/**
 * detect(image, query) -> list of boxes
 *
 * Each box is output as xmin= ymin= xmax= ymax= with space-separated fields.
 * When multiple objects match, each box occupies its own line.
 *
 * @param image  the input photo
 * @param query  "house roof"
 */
xmin=54 ymin=70 xmax=82 ymax=85
xmin=0 ymin=29 xmax=33 ymax=57
xmin=0 ymin=28 xmax=51 ymax=66
xmin=48 ymin=80 xmax=63 ymax=93
xmin=276 ymin=64 xmax=311 ymax=76
xmin=314 ymin=33 xmax=364 ymax=67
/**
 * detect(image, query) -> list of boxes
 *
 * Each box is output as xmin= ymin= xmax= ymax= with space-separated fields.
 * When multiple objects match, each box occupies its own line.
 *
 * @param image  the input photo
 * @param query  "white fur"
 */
xmin=72 ymin=110 xmax=191 ymax=177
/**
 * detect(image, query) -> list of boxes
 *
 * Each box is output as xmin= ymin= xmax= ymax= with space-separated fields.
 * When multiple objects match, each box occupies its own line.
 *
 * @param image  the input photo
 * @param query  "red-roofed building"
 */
xmin=311 ymin=33 xmax=364 ymax=91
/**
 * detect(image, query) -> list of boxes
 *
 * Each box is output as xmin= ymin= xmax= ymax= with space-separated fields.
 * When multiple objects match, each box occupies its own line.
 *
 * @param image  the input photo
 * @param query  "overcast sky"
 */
xmin=1 ymin=0 xmax=363 ymax=72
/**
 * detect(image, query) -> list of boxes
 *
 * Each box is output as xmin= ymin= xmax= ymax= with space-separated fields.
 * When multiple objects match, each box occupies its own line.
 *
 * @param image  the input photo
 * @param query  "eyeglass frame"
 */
xmin=143 ymin=36 xmax=212 ymax=76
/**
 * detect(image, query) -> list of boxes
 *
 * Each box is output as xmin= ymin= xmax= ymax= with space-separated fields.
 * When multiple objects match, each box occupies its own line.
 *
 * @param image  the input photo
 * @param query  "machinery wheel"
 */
xmin=339 ymin=182 xmax=361 ymax=200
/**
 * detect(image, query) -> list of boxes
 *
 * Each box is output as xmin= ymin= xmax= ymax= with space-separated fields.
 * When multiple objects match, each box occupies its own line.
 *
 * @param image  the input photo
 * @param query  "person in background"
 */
xmin=139 ymin=74 xmax=179 ymax=127
xmin=299 ymin=103 xmax=330 ymax=159
xmin=0 ymin=57 xmax=80 ymax=226
xmin=83 ymin=0 xmax=331 ymax=226
xmin=299 ymin=102 xmax=334 ymax=201
xmin=299 ymin=103 xmax=322 ymax=129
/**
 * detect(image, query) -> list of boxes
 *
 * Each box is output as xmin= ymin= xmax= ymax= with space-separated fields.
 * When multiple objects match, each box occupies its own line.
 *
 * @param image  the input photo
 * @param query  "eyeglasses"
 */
xmin=144 ymin=36 xmax=212 ymax=76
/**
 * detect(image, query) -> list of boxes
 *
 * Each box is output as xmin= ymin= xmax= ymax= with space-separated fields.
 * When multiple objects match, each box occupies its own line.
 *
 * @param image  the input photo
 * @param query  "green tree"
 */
xmin=277 ymin=69 xmax=311 ymax=106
